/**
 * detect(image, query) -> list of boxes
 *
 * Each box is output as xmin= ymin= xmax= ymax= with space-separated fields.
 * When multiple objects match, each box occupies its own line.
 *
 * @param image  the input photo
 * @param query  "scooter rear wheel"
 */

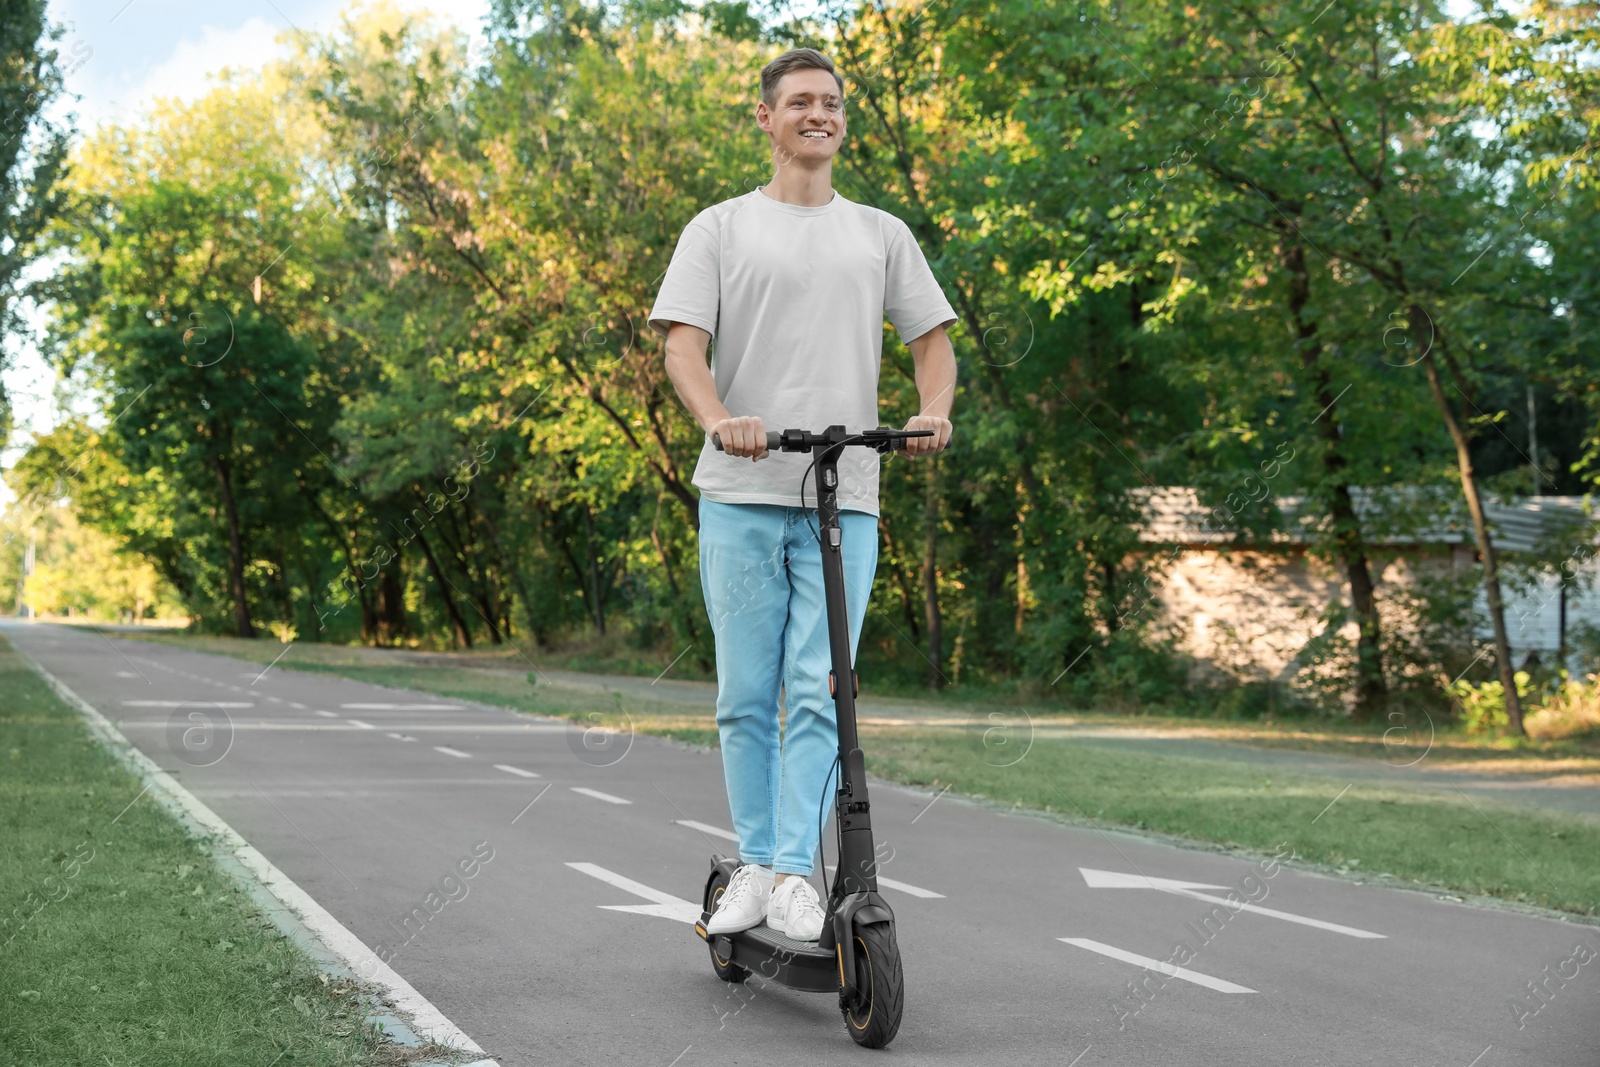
xmin=704 ymin=872 xmax=749 ymax=983
xmin=841 ymin=922 xmax=903 ymax=1048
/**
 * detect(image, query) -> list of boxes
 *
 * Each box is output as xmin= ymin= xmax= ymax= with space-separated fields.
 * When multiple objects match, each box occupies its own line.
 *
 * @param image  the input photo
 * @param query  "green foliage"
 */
xmin=1450 ymin=670 xmax=1541 ymax=733
xmin=9 ymin=0 xmax=1599 ymax=717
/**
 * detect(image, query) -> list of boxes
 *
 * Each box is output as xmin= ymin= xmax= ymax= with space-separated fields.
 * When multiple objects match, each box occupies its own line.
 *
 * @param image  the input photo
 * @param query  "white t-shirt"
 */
xmin=648 ymin=187 xmax=957 ymax=516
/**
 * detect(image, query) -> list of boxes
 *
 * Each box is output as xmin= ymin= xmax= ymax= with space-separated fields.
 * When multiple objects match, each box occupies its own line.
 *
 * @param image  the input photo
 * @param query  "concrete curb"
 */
xmin=12 ymin=640 xmax=499 ymax=1066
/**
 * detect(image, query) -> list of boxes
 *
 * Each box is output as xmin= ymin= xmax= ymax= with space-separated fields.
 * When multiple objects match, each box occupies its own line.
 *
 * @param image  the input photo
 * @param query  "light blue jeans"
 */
xmin=698 ymin=497 xmax=879 ymax=875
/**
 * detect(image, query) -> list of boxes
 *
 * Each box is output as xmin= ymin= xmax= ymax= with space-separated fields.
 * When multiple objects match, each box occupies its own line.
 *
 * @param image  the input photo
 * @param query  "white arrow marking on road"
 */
xmin=494 ymin=764 xmax=541 ymax=779
xmin=342 ymin=703 xmax=463 ymax=711
xmin=674 ymin=820 xmax=945 ymax=899
xmin=1080 ymin=869 xmax=1230 ymax=891
xmin=122 ymin=700 xmax=254 ymax=708
xmin=1080 ymin=868 xmax=1386 ymax=939
xmin=1059 ymin=938 xmax=1256 ymax=993
xmin=571 ymin=787 xmax=631 ymax=805
xmin=824 ymin=865 xmax=946 ymax=900
xmin=433 ymin=746 xmax=472 ymax=759
xmin=566 ymin=862 xmax=701 ymax=924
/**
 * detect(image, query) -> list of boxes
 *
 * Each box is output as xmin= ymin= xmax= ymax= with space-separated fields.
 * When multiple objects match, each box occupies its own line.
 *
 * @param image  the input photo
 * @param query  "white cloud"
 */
xmin=91 ymin=17 xmax=289 ymax=130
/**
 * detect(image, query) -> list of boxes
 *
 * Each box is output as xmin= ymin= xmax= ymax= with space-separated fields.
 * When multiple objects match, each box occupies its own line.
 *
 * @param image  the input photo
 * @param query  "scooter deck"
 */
xmin=699 ymin=922 xmax=839 ymax=992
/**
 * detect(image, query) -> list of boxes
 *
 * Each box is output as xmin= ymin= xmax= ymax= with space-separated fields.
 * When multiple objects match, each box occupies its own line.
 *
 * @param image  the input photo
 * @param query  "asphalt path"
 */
xmin=8 ymin=621 xmax=1597 ymax=1066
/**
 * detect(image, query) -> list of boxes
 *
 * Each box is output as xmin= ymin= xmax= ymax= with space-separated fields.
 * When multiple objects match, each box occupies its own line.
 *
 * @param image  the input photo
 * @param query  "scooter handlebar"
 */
xmin=711 ymin=426 xmax=938 ymax=455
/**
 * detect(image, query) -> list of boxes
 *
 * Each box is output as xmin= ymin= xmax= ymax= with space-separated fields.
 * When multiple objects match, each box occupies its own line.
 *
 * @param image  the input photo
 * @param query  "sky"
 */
xmin=0 ymin=0 xmax=493 ymax=508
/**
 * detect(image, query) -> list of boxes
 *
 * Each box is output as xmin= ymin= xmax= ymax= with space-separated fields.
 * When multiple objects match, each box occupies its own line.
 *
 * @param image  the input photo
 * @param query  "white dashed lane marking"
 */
xmin=348 ymin=720 xmax=376 ymax=730
xmin=1059 ymin=938 xmax=1256 ymax=993
xmin=570 ymin=787 xmax=631 ymax=805
xmin=122 ymin=700 xmax=254 ymax=708
xmin=494 ymin=764 xmax=541 ymax=779
xmin=433 ymin=746 xmax=472 ymax=759
xmin=342 ymin=703 xmax=464 ymax=711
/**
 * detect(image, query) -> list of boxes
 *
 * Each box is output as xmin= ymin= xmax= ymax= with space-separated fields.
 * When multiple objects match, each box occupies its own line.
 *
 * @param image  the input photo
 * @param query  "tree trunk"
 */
xmin=377 ymin=561 xmax=408 ymax=645
xmin=877 ymin=515 xmax=923 ymax=643
xmin=1283 ymin=239 xmax=1387 ymax=716
xmin=1014 ymin=480 xmax=1029 ymax=635
xmin=482 ymin=508 xmax=542 ymax=650
xmin=212 ymin=456 xmax=255 ymax=639
xmin=1416 ymin=309 xmax=1524 ymax=735
xmin=416 ymin=530 xmax=473 ymax=649
xmin=923 ymin=457 xmax=943 ymax=689
xmin=649 ymin=494 xmax=707 ymax=670
xmin=583 ymin=504 xmax=606 ymax=636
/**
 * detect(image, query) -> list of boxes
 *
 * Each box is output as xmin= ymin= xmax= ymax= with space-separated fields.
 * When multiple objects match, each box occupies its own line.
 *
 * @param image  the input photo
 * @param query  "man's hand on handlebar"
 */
xmin=710 ymin=415 xmax=768 ymax=461
xmin=900 ymin=414 xmax=952 ymax=458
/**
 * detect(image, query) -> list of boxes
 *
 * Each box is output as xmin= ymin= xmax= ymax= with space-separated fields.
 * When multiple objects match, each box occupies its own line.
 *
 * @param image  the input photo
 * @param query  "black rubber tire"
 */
xmin=705 ymin=873 xmax=749 ymax=984
xmin=841 ymin=922 xmax=903 ymax=1048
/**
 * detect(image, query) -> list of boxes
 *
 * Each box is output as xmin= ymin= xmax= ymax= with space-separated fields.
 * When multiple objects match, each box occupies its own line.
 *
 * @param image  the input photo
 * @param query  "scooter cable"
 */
xmin=816 ymin=752 xmax=842 ymax=902
xmin=796 ymin=431 xmax=871 ymax=546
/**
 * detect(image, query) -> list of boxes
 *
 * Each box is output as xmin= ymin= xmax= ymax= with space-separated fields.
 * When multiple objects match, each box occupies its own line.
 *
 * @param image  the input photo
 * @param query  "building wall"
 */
xmin=1151 ymin=544 xmax=1600 ymax=680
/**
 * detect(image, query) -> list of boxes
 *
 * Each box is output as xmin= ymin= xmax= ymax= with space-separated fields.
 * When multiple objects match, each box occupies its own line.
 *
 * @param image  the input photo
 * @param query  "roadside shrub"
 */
xmin=1525 ymin=673 xmax=1600 ymax=740
xmin=1447 ymin=670 xmax=1540 ymax=733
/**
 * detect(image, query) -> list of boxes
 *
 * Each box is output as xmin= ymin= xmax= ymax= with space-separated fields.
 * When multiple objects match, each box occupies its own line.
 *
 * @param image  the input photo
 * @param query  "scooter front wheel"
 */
xmin=841 ymin=921 xmax=903 ymax=1048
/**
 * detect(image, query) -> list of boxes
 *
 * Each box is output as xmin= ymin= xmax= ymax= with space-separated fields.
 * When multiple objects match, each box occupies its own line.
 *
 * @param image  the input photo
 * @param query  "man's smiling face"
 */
xmin=759 ymin=67 xmax=846 ymax=166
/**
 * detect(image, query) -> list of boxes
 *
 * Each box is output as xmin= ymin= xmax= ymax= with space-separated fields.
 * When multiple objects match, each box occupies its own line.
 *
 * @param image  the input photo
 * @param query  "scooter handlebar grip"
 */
xmin=710 ymin=431 xmax=783 ymax=452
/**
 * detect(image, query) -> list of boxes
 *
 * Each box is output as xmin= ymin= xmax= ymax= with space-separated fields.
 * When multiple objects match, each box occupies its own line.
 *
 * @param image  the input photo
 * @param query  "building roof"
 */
xmin=1131 ymin=487 xmax=1595 ymax=554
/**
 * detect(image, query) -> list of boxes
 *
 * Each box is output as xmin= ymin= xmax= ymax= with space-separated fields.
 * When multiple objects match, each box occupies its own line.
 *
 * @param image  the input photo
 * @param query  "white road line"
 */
xmin=433 ymin=746 xmax=472 ymax=759
xmin=676 ymin=819 xmax=737 ymax=841
xmin=122 ymin=700 xmax=255 ymax=708
xmin=566 ymin=862 xmax=700 ymax=924
xmin=348 ymin=720 xmax=376 ymax=730
xmin=342 ymin=703 xmax=464 ymax=711
xmin=1079 ymin=867 xmax=1386 ymax=939
xmin=674 ymin=820 xmax=945 ymax=898
xmin=570 ymin=786 xmax=631 ymax=805
xmin=315 ymin=710 xmax=338 ymax=718
xmin=1059 ymin=938 xmax=1256 ymax=994
xmin=15 ymin=645 xmax=493 ymax=1057
xmin=494 ymin=764 xmax=541 ymax=779
xmin=288 ymin=702 xmax=307 ymax=709
xmin=386 ymin=733 xmax=417 ymax=743
xmin=825 ymin=865 xmax=945 ymax=899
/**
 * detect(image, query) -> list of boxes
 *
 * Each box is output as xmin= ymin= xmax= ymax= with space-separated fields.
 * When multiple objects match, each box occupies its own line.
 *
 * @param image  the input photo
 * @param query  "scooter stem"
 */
xmin=812 ymin=426 xmax=878 ymax=900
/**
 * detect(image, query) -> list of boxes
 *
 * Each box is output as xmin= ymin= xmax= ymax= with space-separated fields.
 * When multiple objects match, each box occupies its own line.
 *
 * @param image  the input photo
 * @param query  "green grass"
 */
xmin=118 ymin=631 xmax=1600 ymax=916
xmin=862 ymin=727 xmax=1600 ymax=916
xmin=0 ymin=637 xmax=409 ymax=1066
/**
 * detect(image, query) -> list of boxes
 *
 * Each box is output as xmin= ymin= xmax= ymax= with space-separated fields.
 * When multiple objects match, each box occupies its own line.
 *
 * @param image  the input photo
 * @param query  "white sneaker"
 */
xmin=706 ymin=864 xmax=774 ymax=934
xmin=768 ymin=876 xmax=827 ymax=941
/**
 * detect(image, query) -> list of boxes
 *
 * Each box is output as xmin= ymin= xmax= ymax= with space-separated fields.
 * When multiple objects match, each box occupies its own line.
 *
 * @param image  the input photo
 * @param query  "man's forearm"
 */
xmin=912 ymin=329 xmax=957 ymax=419
xmin=663 ymin=328 xmax=729 ymax=432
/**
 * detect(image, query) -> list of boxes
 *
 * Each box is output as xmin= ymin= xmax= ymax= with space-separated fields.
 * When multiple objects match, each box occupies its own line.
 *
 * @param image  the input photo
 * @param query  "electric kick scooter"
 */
xmin=698 ymin=424 xmax=932 ymax=1049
